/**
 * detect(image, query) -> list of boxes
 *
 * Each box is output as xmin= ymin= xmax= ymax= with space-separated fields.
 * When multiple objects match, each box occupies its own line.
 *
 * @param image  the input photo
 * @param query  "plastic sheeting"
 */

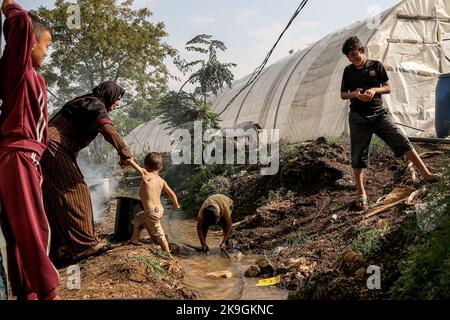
xmin=124 ymin=0 xmax=450 ymax=155
xmin=123 ymin=117 xmax=172 ymax=156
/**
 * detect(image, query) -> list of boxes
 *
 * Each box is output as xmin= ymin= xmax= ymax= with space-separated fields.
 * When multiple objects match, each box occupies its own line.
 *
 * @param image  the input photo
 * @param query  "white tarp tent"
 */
xmin=124 ymin=0 xmax=450 ymax=155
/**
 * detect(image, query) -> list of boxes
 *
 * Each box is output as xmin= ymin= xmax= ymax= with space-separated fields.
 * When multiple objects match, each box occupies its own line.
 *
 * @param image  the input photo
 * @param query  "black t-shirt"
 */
xmin=341 ymin=59 xmax=389 ymax=115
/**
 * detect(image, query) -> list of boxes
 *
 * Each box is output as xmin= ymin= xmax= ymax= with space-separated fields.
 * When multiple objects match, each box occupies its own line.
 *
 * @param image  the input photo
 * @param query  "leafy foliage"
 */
xmin=156 ymin=91 xmax=219 ymax=134
xmin=390 ymin=167 xmax=450 ymax=299
xmin=257 ymin=187 xmax=296 ymax=206
xmin=34 ymin=0 xmax=175 ymax=125
xmin=351 ymin=227 xmax=389 ymax=258
xmin=174 ymin=34 xmax=236 ymax=99
xmin=125 ymin=253 xmax=166 ymax=276
xmin=164 ymin=163 xmax=235 ymax=217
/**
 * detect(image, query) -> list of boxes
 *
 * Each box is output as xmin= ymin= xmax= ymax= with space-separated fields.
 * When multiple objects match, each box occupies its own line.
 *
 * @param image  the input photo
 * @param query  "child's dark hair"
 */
xmin=203 ymin=205 xmax=219 ymax=226
xmin=144 ymin=152 xmax=163 ymax=171
xmin=28 ymin=12 xmax=53 ymax=41
xmin=342 ymin=36 xmax=364 ymax=55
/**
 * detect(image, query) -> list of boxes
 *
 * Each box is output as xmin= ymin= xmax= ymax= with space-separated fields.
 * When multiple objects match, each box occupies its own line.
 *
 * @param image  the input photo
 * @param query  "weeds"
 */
xmin=351 ymin=226 xmax=390 ymax=258
xmin=125 ymin=253 xmax=166 ymax=276
xmin=390 ymin=166 xmax=450 ymax=299
xmin=257 ymin=187 xmax=296 ymax=206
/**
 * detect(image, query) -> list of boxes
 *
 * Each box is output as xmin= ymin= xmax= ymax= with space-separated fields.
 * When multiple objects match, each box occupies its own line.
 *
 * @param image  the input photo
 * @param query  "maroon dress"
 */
xmin=41 ymin=82 xmax=132 ymax=259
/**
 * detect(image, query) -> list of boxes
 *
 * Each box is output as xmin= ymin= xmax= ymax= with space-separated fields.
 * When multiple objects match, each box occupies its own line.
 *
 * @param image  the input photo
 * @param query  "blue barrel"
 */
xmin=436 ymin=73 xmax=450 ymax=138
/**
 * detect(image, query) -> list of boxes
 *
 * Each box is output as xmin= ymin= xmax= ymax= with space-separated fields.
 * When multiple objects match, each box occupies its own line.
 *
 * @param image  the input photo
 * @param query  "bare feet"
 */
xmin=127 ymin=240 xmax=142 ymax=246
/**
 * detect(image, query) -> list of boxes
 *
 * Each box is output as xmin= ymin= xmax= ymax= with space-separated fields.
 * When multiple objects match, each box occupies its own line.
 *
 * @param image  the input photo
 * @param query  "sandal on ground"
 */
xmin=355 ymin=196 xmax=368 ymax=211
xmin=426 ymin=174 xmax=442 ymax=184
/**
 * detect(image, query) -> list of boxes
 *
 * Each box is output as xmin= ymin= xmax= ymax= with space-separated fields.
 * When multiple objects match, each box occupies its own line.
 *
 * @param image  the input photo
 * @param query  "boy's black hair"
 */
xmin=342 ymin=36 xmax=364 ymax=55
xmin=144 ymin=152 xmax=163 ymax=171
xmin=203 ymin=205 xmax=219 ymax=227
xmin=28 ymin=12 xmax=53 ymax=41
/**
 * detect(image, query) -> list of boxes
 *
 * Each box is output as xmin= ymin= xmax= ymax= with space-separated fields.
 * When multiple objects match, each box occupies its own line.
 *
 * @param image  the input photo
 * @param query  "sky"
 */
xmin=18 ymin=0 xmax=400 ymax=90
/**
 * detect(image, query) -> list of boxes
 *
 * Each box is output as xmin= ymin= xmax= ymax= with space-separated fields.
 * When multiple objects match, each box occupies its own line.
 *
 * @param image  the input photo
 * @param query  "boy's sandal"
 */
xmin=427 ymin=174 xmax=442 ymax=183
xmin=355 ymin=196 xmax=368 ymax=210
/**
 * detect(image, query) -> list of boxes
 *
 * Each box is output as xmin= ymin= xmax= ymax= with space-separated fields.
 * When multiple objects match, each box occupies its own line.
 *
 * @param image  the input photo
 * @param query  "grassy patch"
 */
xmin=351 ymin=226 xmax=389 ymax=258
xmin=156 ymin=249 xmax=173 ymax=260
xmin=257 ymin=187 xmax=296 ymax=206
xmin=125 ymin=253 xmax=166 ymax=276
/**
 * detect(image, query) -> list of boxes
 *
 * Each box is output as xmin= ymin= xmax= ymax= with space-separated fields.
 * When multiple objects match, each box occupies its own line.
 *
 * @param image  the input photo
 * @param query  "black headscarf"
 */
xmin=92 ymin=81 xmax=125 ymax=110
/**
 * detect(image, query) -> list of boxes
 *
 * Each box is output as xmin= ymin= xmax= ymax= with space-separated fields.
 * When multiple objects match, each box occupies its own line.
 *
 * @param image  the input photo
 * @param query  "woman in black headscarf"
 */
xmin=41 ymin=81 xmax=133 ymax=261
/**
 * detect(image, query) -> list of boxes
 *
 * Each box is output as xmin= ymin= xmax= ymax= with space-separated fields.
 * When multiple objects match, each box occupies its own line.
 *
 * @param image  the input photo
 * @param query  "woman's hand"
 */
xmin=119 ymin=157 xmax=133 ymax=168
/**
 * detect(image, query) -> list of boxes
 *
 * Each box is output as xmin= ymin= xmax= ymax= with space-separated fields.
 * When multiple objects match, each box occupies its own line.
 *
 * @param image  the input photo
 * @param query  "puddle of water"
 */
xmin=163 ymin=210 xmax=288 ymax=300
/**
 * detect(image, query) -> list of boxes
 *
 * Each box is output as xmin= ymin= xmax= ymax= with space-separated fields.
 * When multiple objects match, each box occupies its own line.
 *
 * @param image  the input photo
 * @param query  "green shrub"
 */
xmin=168 ymin=164 xmax=235 ymax=217
xmin=390 ymin=215 xmax=450 ymax=299
xmin=257 ymin=187 xmax=296 ymax=206
xmin=351 ymin=226 xmax=389 ymax=258
xmin=390 ymin=167 xmax=450 ymax=299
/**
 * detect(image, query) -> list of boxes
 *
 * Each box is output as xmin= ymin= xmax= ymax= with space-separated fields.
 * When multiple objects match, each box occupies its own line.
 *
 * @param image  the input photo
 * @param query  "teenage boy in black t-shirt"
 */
xmin=340 ymin=36 xmax=436 ymax=210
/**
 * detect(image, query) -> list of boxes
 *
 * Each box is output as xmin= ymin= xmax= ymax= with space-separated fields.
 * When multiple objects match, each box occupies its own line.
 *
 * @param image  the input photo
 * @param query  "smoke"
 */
xmin=77 ymin=158 xmax=119 ymax=222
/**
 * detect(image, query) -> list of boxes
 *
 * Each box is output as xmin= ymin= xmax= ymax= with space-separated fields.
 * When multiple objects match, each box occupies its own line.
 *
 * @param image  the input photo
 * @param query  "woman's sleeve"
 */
xmin=98 ymin=123 xmax=132 ymax=160
xmin=88 ymin=100 xmax=112 ymax=129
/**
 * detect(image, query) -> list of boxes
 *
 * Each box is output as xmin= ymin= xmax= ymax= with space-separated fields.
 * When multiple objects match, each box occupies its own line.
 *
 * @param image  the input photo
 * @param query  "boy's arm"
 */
xmin=197 ymin=217 xmax=208 ymax=253
xmin=340 ymin=71 xmax=367 ymax=101
xmin=2 ymin=1 xmax=35 ymax=76
xmin=363 ymin=81 xmax=391 ymax=101
xmin=123 ymin=158 xmax=146 ymax=177
xmin=163 ymin=181 xmax=180 ymax=209
xmin=220 ymin=220 xmax=233 ymax=250
xmin=364 ymin=62 xmax=391 ymax=101
xmin=220 ymin=198 xmax=233 ymax=249
xmin=341 ymin=89 xmax=364 ymax=100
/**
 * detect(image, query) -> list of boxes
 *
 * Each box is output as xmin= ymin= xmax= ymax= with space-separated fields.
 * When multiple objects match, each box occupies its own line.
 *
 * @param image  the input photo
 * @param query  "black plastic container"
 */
xmin=113 ymin=196 xmax=143 ymax=241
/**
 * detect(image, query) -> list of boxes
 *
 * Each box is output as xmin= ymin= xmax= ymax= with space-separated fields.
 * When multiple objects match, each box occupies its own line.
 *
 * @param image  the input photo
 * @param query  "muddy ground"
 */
xmin=229 ymin=138 xmax=450 ymax=299
xmin=56 ymin=200 xmax=196 ymax=300
xmin=56 ymin=137 xmax=449 ymax=300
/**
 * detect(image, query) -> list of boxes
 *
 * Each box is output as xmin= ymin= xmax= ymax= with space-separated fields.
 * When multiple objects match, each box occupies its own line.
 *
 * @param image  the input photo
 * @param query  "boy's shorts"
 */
xmin=349 ymin=109 xmax=413 ymax=169
xmin=132 ymin=206 xmax=166 ymax=245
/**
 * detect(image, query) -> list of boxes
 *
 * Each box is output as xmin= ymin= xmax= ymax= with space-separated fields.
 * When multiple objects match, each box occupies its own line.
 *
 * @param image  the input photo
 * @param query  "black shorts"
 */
xmin=349 ymin=110 xmax=413 ymax=169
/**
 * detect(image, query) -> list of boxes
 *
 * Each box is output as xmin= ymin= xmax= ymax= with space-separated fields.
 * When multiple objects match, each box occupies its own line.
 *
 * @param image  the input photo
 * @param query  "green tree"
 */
xmin=158 ymin=34 xmax=236 ymax=131
xmin=175 ymin=34 xmax=236 ymax=104
xmin=156 ymin=35 xmax=236 ymax=205
xmin=157 ymin=91 xmax=219 ymax=134
xmin=34 ymin=0 xmax=176 ymax=127
xmin=156 ymin=34 xmax=236 ymax=159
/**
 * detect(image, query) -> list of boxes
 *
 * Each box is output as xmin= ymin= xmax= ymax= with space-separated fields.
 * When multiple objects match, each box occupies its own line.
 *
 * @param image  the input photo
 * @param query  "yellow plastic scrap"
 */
xmin=256 ymin=275 xmax=281 ymax=287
